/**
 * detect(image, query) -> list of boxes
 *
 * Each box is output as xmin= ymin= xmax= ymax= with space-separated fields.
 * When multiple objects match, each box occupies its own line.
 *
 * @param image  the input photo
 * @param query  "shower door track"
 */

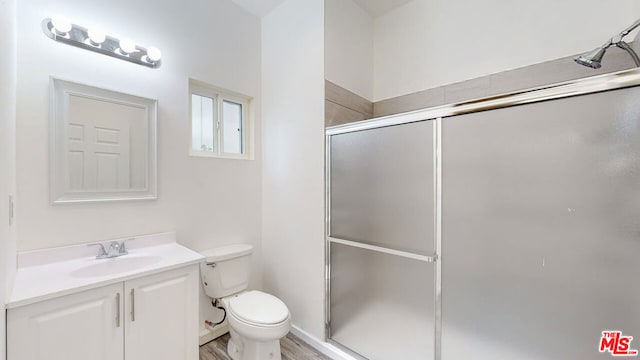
xmin=324 ymin=67 xmax=640 ymax=360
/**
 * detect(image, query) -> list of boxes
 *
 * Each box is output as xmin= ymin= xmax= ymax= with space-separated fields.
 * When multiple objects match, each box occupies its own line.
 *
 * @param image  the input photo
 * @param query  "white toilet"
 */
xmin=200 ymin=244 xmax=291 ymax=360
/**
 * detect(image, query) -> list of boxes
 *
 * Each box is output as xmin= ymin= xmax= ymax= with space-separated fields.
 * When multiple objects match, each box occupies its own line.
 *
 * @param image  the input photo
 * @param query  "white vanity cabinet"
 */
xmin=124 ymin=265 xmax=199 ymax=360
xmin=7 ymin=264 xmax=199 ymax=360
xmin=7 ymin=282 xmax=124 ymax=360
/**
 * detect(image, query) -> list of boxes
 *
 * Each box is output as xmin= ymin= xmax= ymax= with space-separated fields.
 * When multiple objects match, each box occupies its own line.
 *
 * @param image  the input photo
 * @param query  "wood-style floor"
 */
xmin=200 ymin=332 xmax=332 ymax=360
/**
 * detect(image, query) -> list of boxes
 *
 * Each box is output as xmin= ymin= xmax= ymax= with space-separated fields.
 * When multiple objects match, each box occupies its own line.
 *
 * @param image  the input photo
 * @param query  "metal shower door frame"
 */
xmin=324 ymin=67 xmax=640 ymax=360
xmin=324 ymin=117 xmax=441 ymax=360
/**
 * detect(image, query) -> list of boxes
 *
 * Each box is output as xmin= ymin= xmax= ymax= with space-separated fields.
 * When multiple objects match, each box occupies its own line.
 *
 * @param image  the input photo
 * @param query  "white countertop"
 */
xmin=8 ymin=232 xmax=204 ymax=309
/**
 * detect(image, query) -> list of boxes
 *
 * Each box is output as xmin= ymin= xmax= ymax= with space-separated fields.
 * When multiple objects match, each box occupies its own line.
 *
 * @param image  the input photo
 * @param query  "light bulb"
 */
xmin=87 ymin=28 xmax=106 ymax=45
xmin=119 ymin=38 xmax=137 ymax=54
xmin=146 ymin=47 xmax=161 ymax=62
xmin=51 ymin=17 xmax=72 ymax=34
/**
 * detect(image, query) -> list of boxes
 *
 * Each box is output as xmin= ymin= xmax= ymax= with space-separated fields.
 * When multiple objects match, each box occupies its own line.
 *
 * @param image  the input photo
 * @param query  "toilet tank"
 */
xmin=200 ymin=244 xmax=253 ymax=299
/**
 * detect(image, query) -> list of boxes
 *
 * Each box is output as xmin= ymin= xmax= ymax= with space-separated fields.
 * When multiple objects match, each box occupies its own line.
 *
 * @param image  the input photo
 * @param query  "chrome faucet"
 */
xmin=89 ymin=240 xmax=128 ymax=259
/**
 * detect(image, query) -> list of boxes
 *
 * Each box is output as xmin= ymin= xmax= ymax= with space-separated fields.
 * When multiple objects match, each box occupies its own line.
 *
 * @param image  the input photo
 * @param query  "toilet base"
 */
xmin=227 ymin=328 xmax=283 ymax=360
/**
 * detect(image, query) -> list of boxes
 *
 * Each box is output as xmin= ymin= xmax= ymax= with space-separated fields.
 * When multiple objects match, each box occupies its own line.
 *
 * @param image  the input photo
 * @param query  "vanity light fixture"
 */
xmin=42 ymin=17 xmax=162 ymax=69
xmin=87 ymin=28 xmax=106 ymax=46
xmin=146 ymin=47 xmax=162 ymax=63
xmin=119 ymin=38 xmax=137 ymax=55
xmin=51 ymin=17 xmax=72 ymax=35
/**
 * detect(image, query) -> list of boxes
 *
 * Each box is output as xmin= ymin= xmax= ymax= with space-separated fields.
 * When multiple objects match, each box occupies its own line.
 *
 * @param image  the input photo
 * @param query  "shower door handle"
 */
xmin=328 ymin=237 xmax=438 ymax=263
xmin=425 ymin=253 xmax=438 ymax=263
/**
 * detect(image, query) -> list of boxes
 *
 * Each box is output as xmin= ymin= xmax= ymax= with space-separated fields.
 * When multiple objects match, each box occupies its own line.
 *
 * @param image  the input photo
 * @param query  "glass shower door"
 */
xmin=328 ymin=120 xmax=437 ymax=360
xmin=441 ymin=87 xmax=640 ymax=360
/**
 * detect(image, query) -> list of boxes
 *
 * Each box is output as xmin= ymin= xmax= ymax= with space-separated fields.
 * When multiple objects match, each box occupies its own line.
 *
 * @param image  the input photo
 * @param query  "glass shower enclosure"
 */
xmin=325 ymin=69 xmax=640 ymax=360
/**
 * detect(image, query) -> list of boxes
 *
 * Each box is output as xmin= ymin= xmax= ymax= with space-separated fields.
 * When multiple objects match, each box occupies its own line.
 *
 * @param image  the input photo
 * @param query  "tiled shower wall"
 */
xmin=325 ymin=80 xmax=373 ymax=127
xmin=325 ymin=44 xmax=639 ymax=127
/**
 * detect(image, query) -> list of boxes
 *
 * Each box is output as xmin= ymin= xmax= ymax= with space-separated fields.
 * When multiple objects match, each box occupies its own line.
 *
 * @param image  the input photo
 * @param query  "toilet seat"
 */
xmin=228 ymin=290 xmax=289 ymax=326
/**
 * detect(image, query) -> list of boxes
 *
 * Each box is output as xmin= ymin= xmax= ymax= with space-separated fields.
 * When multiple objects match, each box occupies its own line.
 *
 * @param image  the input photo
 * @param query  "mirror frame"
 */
xmin=50 ymin=78 xmax=158 ymax=204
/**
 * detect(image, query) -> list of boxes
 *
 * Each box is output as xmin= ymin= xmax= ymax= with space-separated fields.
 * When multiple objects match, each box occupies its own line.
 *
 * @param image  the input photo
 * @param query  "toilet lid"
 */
xmin=228 ymin=291 xmax=289 ymax=325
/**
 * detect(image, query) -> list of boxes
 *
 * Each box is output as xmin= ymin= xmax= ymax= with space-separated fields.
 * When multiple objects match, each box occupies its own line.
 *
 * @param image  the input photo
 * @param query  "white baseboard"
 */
xmin=289 ymin=325 xmax=359 ymax=360
xmin=199 ymin=321 xmax=229 ymax=346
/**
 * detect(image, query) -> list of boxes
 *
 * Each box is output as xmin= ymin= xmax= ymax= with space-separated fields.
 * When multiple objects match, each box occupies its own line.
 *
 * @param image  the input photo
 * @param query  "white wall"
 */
xmin=0 ymin=0 xmax=17 ymax=358
xmin=325 ymin=0 xmax=373 ymax=100
xmin=373 ymin=0 xmax=640 ymax=101
xmin=15 ymin=0 xmax=262 ymax=339
xmin=262 ymin=0 xmax=326 ymax=340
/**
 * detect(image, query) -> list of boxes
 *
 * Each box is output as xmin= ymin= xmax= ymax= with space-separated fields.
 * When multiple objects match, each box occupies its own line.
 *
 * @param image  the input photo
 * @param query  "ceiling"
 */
xmin=351 ymin=0 xmax=416 ymax=17
xmin=231 ymin=0 xmax=416 ymax=18
xmin=231 ymin=0 xmax=288 ymax=17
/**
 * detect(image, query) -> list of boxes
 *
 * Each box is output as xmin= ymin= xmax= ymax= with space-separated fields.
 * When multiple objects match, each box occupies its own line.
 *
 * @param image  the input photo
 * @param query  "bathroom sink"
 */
xmin=70 ymin=255 xmax=161 ymax=278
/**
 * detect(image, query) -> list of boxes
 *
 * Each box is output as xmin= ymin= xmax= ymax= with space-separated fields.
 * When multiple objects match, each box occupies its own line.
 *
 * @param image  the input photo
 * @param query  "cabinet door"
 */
xmin=124 ymin=265 xmax=199 ymax=360
xmin=7 ymin=283 xmax=124 ymax=360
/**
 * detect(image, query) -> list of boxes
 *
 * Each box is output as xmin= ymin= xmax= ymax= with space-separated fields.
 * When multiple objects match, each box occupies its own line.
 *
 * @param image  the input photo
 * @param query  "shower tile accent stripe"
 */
xmin=373 ymin=45 xmax=638 ymax=118
xmin=325 ymin=80 xmax=373 ymax=127
xmin=324 ymin=43 xmax=640 ymax=124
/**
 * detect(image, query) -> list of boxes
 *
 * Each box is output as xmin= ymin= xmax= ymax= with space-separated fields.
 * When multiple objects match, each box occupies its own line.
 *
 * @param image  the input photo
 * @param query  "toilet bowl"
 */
xmin=222 ymin=290 xmax=291 ymax=360
xmin=200 ymin=245 xmax=291 ymax=360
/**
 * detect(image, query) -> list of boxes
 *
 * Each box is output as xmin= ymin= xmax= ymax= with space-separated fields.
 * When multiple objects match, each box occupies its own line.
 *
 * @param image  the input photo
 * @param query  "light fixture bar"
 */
xmin=42 ymin=18 xmax=162 ymax=69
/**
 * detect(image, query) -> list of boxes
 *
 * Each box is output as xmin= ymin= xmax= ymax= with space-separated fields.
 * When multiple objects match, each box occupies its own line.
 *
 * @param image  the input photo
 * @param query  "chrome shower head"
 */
xmin=574 ymin=17 xmax=640 ymax=69
xmin=574 ymin=46 xmax=608 ymax=69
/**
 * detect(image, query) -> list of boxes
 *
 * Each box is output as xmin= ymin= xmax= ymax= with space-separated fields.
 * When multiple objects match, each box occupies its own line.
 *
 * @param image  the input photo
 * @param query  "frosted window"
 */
xmin=191 ymin=94 xmax=215 ymax=153
xmin=223 ymin=100 xmax=243 ymax=154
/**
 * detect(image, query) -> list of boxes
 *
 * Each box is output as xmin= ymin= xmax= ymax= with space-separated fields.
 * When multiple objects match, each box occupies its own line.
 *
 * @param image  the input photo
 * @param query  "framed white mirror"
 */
xmin=50 ymin=78 xmax=157 ymax=204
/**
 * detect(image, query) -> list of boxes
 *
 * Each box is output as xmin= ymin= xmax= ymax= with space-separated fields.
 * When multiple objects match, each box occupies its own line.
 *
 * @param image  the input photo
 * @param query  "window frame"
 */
xmin=188 ymin=79 xmax=252 ymax=160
